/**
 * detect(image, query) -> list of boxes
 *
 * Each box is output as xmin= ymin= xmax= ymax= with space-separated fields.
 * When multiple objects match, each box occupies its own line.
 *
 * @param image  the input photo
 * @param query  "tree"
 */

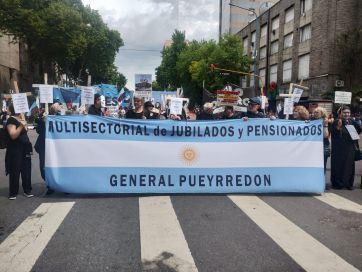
xmin=0 ymin=0 xmax=125 ymax=86
xmin=156 ymin=33 xmax=250 ymax=103
xmin=155 ymin=30 xmax=187 ymax=89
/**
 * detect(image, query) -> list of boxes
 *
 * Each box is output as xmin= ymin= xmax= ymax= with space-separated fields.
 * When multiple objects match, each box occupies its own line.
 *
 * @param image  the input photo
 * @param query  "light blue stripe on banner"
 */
xmin=45 ymin=167 xmax=325 ymax=194
xmin=46 ymin=116 xmax=323 ymax=143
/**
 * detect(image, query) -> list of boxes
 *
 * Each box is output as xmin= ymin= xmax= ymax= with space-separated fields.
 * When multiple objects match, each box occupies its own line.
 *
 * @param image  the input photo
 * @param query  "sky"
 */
xmin=81 ymin=0 xmax=219 ymax=89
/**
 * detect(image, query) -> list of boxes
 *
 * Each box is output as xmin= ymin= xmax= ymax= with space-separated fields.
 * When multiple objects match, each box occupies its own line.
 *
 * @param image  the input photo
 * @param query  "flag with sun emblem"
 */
xmin=45 ymin=116 xmax=325 ymax=193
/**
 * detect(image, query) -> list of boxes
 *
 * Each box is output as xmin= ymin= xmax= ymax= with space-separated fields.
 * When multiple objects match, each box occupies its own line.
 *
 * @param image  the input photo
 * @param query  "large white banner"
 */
xmin=45 ymin=116 xmax=325 ymax=194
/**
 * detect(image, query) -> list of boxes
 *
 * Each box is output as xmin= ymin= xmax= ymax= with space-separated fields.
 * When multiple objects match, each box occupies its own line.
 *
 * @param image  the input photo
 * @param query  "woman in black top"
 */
xmin=126 ymin=96 xmax=145 ymax=119
xmin=330 ymin=106 xmax=361 ymax=190
xmin=5 ymin=103 xmax=33 ymax=199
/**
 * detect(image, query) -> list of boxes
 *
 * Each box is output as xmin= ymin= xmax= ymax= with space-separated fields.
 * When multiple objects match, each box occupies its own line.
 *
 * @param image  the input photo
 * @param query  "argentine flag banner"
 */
xmin=45 ymin=116 xmax=325 ymax=194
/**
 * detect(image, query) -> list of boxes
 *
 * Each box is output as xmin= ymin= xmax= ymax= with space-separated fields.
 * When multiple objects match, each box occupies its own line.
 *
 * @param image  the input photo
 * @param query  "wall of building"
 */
xmin=0 ymin=34 xmax=20 ymax=92
xmin=236 ymin=0 xmax=362 ymax=99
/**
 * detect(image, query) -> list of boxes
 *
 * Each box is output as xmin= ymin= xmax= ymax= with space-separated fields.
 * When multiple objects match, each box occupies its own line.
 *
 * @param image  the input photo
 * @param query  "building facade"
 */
xmin=220 ymin=0 xmax=279 ymax=36
xmin=235 ymin=0 xmax=362 ymax=99
xmin=0 ymin=34 xmax=20 ymax=92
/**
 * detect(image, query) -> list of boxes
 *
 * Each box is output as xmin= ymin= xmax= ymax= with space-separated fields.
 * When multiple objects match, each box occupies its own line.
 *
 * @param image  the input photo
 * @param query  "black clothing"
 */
xmin=5 ymin=117 xmax=32 ymax=197
xmin=330 ymin=118 xmax=361 ymax=189
xmin=222 ymin=113 xmax=240 ymax=119
xmin=126 ymin=110 xmax=144 ymax=119
xmin=197 ymin=111 xmax=214 ymax=120
xmin=88 ymin=105 xmax=103 ymax=116
xmin=144 ymin=111 xmax=160 ymax=119
xmin=35 ymin=116 xmax=46 ymax=180
xmin=240 ymin=111 xmax=265 ymax=118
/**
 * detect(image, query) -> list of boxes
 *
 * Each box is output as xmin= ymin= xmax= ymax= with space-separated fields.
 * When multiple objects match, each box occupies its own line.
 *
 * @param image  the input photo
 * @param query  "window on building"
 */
xmin=285 ymin=6 xmax=294 ymax=23
xmin=251 ymin=31 xmax=256 ymax=52
xmin=250 ymin=71 xmax=255 ymax=88
xmin=272 ymin=16 xmax=279 ymax=33
xmin=299 ymin=24 xmax=311 ymax=42
xmin=283 ymin=59 xmax=292 ymax=82
xmin=271 ymin=40 xmax=279 ymax=54
xmin=259 ymin=68 xmax=266 ymax=86
xmin=261 ymin=24 xmax=268 ymax=37
xmin=284 ymin=33 xmax=293 ymax=49
xmin=301 ymin=0 xmax=312 ymax=14
xmin=270 ymin=65 xmax=278 ymax=83
xmin=298 ymin=54 xmax=310 ymax=79
xmin=242 ymin=76 xmax=247 ymax=88
xmin=243 ymin=37 xmax=248 ymax=55
xmin=260 ymin=46 xmax=267 ymax=59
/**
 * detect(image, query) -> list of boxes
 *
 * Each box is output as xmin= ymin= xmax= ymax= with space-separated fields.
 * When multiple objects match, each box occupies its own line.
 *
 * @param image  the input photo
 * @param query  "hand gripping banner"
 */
xmin=45 ymin=116 xmax=324 ymax=193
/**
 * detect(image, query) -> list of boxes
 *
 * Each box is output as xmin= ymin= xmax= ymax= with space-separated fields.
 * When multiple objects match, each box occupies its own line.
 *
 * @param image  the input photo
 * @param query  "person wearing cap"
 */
xmin=197 ymin=102 xmax=214 ymax=120
xmin=143 ymin=101 xmax=160 ymax=119
xmin=240 ymin=97 xmax=265 ymax=120
xmin=88 ymin=93 xmax=103 ymax=116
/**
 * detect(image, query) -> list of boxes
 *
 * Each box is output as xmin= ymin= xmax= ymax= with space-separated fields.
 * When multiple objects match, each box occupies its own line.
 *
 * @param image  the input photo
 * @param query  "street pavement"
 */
xmin=0 ymin=130 xmax=361 ymax=272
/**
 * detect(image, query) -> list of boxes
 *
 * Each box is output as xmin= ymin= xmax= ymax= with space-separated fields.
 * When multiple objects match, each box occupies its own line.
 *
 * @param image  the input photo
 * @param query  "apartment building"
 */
xmin=220 ymin=0 xmax=279 ymax=35
xmin=236 ymin=0 xmax=362 ymax=99
xmin=0 ymin=34 xmax=20 ymax=92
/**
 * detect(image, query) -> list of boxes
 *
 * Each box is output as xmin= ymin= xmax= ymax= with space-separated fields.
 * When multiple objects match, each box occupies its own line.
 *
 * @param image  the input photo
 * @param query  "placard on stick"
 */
xmin=335 ymin=91 xmax=352 ymax=104
xmin=11 ymin=93 xmax=29 ymax=114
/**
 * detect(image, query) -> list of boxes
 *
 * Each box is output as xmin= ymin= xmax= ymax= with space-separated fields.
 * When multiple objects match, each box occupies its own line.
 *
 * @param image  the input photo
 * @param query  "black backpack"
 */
xmin=0 ymin=126 xmax=9 ymax=149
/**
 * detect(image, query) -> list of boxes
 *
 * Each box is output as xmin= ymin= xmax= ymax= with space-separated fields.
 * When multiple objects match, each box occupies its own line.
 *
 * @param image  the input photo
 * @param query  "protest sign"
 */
xmin=292 ymin=88 xmax=303 ymax=103
xmin=345 ymin=125 xmax=360 ymax=140
xmin=170 ymin=98 xmax=183 ymax=115
xmin=335 ymin=91 xmax=352 ymax=104
xmin=217 ymin=89 xmax=240 ymax=106
xmin=283 ymin=97 xmax=294 ymax=115
xmin=12 ymin=93 xmax=29 ymax=114
xmin=81 ymin=87 xmax=94 ymax=105
xmin=39 ymin=85 xmax=54 ymax=103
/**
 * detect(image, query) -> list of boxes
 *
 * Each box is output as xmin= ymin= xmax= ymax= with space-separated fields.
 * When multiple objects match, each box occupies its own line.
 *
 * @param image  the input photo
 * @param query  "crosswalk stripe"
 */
xmin=228 ymin=195 xmax=360 ymax=272
xmin=139 ymin=196 xmax=198 ymax=272
xmin=314 ymin=193 xmax=362 ymax=214
xmin=0 ymin=202 xmax=75 ymax=272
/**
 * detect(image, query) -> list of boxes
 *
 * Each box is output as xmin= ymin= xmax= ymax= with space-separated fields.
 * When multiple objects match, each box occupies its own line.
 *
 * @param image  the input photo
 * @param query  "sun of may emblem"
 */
xmin=181 ymin=147 xmax=197 ymax=165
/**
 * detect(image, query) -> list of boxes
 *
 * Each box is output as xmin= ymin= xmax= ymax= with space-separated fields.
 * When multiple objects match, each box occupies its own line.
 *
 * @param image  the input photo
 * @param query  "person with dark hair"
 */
xmin=222 ymin=106 xmax=239 ymax=119
xmin=5 ymin=103 xmax=33 ymax=200
xmin=143 ymin=101 xmax=160 ymax=119
xmin=197 ymin=103 xmax=214 ymax=120
xmin=330 ymin=106 xmax=361 ymax=190
xmin=88 ymin=93 xmax=103 ymax=116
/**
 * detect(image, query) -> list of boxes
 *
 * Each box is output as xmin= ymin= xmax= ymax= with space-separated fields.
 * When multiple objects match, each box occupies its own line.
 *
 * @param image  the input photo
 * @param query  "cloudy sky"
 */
xmin=81 ymin=0 xmax=219 ymax=89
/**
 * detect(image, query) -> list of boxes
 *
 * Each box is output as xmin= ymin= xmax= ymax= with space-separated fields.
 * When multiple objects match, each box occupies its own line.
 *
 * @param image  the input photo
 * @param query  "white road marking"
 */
xmin=228 ymin=195 xmax=359 ymax=272
xmin=139 ymin=196 xmax=198 ymax=272
xmin=314 ymin=193 xmax=362 ymax=214
xmin=0 ymin=202 xmax=75 ymax=272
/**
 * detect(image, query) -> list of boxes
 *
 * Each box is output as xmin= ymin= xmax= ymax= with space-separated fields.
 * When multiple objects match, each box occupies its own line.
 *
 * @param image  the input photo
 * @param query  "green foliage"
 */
xmin=0 ymin=0 xmax=125 ymax=86
xmin=155 ymin=33 xmax=251 ymax=103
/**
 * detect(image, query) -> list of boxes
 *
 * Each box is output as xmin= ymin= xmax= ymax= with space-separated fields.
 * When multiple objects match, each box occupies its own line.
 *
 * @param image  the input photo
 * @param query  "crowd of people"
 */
xmin=1 ymin=94 xmax=362 ymax=199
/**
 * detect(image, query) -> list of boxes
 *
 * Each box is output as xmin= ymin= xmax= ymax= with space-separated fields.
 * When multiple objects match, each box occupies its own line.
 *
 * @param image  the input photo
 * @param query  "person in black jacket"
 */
xmin=5 ymin=103 xmax=33 ymax=200
xmin=88 ymin=94 xmax=103 ymax=116
xmin=241 ymin=97 xmax=265 ymax=120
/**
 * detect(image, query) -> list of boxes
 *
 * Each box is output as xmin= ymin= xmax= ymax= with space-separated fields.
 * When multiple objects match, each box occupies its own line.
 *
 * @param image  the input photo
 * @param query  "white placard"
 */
xmin=2 ymin=99 xmax=6 ymax=111
xmin=292 ymin=88 xmax=303 ymax=103
xmin=335 ymin=91 xmax=352 ymax=104
xmin=213 ymin=106 xmax=225 ymax=115
xmin=81 ymin=87 xmax=95 ymax=105
xmin=39 ymin=86 xmax=54 ymax=103
xmin=345 ymin=125 xmax=360 ymax=140
xmin=261 ymin=96 xmax=267 ymax=109
xmin=283 ymin=97 xmax=294 ymax=115
xmin=169 ymin=98 xmax=183 ymax=115
xmin=12 ymin=93 xmax=29 ymax=114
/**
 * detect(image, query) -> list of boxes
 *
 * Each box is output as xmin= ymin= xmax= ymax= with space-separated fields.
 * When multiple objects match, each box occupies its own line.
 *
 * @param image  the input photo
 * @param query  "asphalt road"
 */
xmin=0 ymin=130 xmax=361 ymax=272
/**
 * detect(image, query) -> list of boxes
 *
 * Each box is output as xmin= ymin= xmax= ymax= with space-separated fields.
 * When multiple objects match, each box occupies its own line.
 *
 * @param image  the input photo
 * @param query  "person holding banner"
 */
xmin=5 ymin=103 xmax=33 ymax=200
xmin=241 ymin=97 xmax=265 ymax=120
xmin=34 ymin=103 xmax=61 ymax=195
xmin=312 ymin=107 xmax=330 ymax=174
xmin=143 ymin=101 xmax=160 ymax=119
xmin=88 ymin=94 xmax=104 ymax=116
xmin=330 ymin=106 xmax=361 ymax=190
xmin=222 ymin=106 xmax=240 ymax=119
xmin=293 ymin=106 xmax=310 ymax=121
xmin=126 ymin=96 xmax=145 ymax=119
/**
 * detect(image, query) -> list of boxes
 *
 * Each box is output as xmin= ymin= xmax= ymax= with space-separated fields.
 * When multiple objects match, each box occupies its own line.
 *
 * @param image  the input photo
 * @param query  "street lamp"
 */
xmin=229 ymin=3 xmax=259 ymax=94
